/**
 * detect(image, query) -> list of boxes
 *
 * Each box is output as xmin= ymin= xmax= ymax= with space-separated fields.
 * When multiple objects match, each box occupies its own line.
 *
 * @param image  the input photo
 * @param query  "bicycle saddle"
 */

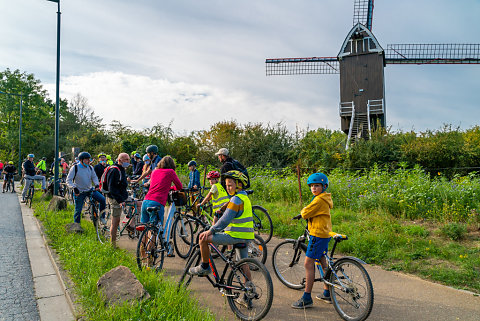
xmin=147 ymin=206 xmax=162 ymax=212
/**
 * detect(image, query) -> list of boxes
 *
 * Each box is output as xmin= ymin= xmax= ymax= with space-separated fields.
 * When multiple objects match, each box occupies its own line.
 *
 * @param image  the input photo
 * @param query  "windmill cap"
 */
xmin=215 ymin=148 xmax=229 ymax=156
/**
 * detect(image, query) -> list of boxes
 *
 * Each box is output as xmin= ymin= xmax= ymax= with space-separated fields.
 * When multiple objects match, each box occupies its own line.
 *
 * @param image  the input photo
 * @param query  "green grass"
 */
xmin=251 ymin=198 xmax=480 ymax=294
xmin=32 ymin=197 xmax=215 ymax=321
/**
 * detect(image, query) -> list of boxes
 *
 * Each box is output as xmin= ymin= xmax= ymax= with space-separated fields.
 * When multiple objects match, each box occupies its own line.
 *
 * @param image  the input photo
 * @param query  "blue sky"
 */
xmin=1 ymin=0 xmax=479 ymax=133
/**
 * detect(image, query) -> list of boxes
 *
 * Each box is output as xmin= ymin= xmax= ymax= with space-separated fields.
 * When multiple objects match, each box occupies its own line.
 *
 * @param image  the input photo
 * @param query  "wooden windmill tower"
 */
xmin=266 ymin=0 xmax=480 ymax=148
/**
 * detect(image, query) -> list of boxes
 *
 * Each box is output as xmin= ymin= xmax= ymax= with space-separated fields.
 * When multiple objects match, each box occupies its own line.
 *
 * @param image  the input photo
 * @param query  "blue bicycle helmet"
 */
xmin=188 ymin=160 xmax=197 ymax=167
xmin=134 ymin=153 xmax=141 ymax=159
xmin=143 ymin=154 xmax=150 ymax=161
xmin=27 ymin=154 xmax=35 ymax=158
xmin=307 ymin=172 xmax=329 ymax=190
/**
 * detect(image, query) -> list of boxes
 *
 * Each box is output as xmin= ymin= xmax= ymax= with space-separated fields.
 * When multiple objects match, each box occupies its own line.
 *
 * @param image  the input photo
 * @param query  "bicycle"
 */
xmin=24 ymin=178 xmax=35 ymax=208
xmin=271 ymin=215 xmax=374 ymax=321
xmin=83 ymin=190 xmax=110 ymax=243
xmin=136 ymin=196 xmax=181 ymax=271
xmin=4 ymin=173 xmax=16 ymax=193
xmin=181 ymin=187 xmax=213 ymax=217
xmin=178 ymin=241 xmax=274 ymax=321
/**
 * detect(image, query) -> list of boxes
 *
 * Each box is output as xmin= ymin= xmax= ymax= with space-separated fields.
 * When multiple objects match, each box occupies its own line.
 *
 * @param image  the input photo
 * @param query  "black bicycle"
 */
xmin=24 ymin=178 xmax=35 ymax=208
xmin=271 ymin=215 xmax=374 ymax=321
xmin=4 ymin=173 xmax=16 ymax=193
xmin=179 ymin=242 xmax=274 ymax=321
xmin=83 ymin=190 xmax=109 ymax=243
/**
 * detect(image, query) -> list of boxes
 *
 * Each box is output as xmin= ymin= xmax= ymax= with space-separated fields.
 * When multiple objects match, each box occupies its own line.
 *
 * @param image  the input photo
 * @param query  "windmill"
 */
xmin=265 ymin=0 xmax=480 ymax=148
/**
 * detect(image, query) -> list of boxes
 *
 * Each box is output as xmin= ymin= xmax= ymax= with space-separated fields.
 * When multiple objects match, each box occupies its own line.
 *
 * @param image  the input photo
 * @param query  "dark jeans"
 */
xmin=73 ymin=190 xmax=106 ymax=224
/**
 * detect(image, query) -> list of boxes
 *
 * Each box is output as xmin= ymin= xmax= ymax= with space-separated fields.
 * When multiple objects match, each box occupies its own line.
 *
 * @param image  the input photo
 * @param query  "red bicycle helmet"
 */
xmin=207 ymin=170 xmax=220 ymax=179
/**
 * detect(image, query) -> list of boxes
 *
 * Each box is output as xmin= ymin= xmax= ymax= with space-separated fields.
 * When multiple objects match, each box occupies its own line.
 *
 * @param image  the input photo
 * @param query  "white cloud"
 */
xmin=44 ymin=71 xmax=337 ymax=133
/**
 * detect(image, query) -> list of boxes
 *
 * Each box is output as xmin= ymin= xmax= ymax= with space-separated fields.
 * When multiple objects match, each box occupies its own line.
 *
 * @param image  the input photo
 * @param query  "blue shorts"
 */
xmin=305 ymin=236 xmax=331 ymax=260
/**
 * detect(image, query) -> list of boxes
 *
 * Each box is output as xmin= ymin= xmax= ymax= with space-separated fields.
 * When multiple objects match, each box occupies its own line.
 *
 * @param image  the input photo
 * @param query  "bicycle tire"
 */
xmin=96 ymin=210 xmax=111 ymax=244
xmin=252 ymin=205 xmax=273 ymax=244
xmin=226 ymin=258 xmax=274 ymax=321
xmin=178 ymin=247 xmax=201 ymax=289
xmin=136 ymin=227 xmax=164 ymax=272
xmin=330 ymin=258 xmax=374 ymax=321
xmin=27 ymin=186 xmax=35 ymax=208
xmin=172 ymin=215 xmax=194 ymax=259
xmin=271 ymin=240 xmax=306 ymax=290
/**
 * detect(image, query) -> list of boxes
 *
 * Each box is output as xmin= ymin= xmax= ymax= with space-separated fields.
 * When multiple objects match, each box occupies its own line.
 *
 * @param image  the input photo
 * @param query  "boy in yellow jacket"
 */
xmin=292 ymin=172 xmax=333 ymax=309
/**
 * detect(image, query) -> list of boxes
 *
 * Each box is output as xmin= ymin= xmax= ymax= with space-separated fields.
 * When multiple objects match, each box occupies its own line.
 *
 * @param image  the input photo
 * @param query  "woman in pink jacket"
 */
xmin=140 ymin=156 xmax=182 ymax=226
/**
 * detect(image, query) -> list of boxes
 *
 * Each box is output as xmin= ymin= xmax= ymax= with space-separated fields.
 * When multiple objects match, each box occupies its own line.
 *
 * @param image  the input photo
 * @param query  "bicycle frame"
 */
xmin=202 ymin=243 xmax=249 ymax=295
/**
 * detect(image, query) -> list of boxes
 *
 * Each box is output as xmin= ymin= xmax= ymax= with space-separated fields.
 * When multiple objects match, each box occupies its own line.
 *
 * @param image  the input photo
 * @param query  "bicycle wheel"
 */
xmin=96 ymin=210 xmax=111 ymax=244
xmin=226 ymin=258 xmax=274 ymax=321
xmin=172 ymin=215 xmax=194 ymax=259
xmin=271 ymin=240 xmax=306 ymax=289
xmin=252 ymin=205 xmax=273 ymax=244
xmin=330 ymin=258 xmax=374 ymax=321
xmin=6 ymin=179 xmax=11 ymax=192
xmin=28 ymin=186 xmax=35 ymax=208
xmin=178 ymin=247 xmax=201 ymax=289
xmin=136 ymin=227 xmax=164 ymax=272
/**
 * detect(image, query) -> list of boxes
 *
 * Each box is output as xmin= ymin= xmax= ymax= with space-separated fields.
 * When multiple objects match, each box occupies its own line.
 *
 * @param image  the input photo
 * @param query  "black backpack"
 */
xmin=230 ymin=159 xmax=250 ymax=189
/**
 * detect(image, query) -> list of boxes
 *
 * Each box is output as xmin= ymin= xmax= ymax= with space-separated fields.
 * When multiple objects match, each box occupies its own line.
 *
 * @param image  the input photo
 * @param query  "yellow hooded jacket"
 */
xmin=301 ymin=192 xmax=333 ymax=238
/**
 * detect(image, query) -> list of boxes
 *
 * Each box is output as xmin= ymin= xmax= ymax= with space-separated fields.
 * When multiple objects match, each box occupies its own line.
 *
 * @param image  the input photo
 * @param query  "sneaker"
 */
xmin=236 ymin=293 xmax=253 ymax=310
xmin=315 ymin=293 xmax=332 ymax=304
xmin=188 ymin=264 xmax=211 ymax=276
xmin=20 ymin=199 xmax=26 ymax=203
xmin=291 ymin=297 xmax=313 ymax=309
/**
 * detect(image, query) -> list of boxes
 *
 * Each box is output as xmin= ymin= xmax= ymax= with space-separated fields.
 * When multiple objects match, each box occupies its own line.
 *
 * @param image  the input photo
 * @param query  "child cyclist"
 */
xmin=189 ymin=170 xmax=254 ymax=277
xmin=292 ymin=172 xmax=334 ymax=309
xmin=196 ymin=170 xmax=230 ymax=223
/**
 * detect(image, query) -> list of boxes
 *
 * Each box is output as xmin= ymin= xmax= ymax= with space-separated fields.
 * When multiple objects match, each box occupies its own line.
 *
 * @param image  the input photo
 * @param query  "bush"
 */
xmin=440 ymin=223 xmax=468 ymax=241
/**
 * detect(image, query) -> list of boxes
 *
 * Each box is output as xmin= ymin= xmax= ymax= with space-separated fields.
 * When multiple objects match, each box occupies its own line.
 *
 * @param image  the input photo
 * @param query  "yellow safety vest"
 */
xmin=224 ymin=193 xmax=254 ymax=240
xmin=211 ymin=183 xmax=230 ymax=211
xmin=37 ymin=160 xmax=46 ymax=171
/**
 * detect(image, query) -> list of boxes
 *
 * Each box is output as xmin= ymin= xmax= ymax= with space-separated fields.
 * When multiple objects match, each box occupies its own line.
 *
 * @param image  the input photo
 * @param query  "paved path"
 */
xmin=0 ymin=189 xmax=40 ymax=321
xmin=117 ymin=216 xmax=480 ymax=321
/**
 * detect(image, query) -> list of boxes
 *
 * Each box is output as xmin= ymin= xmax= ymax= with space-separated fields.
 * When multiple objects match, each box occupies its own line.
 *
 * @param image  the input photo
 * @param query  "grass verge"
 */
xmin=253 ymin=199 xmax=480 ymax=294
xmin=32 ymin=197 xmax=216 ymax=321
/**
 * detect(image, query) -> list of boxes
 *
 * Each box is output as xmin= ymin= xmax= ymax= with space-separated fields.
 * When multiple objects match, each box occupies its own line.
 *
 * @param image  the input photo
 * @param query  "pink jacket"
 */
xmin=144 ymin=168 xmax=183 ymax=206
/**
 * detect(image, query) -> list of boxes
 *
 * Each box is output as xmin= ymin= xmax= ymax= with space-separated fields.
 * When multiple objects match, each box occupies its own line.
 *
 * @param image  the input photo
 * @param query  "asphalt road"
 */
xmin=0 ymin=189 xmax=40 ymax=321
xmin=116 ymin=222 xmax=480 ymax=321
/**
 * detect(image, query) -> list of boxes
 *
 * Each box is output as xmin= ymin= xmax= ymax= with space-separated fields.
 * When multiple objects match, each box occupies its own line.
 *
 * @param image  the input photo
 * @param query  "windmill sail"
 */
xmin=265 ymin=57 xmax=339 ymax=75
xmin=385 ymin=44 xmax=480 ymax=64
xmin=353 ymin=0 xmax=374 ymax=30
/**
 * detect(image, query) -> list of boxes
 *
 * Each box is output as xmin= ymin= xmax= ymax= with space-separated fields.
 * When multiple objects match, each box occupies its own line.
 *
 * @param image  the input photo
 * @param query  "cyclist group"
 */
xmin=12 ymin=145 xmax=354 ymax=319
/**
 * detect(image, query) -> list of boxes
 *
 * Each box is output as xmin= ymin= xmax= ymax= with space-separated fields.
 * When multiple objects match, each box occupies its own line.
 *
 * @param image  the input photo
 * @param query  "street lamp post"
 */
xmin=0 ymin=90 xmax=23 ymax=171
xmin=47 ymin=0 xmax=61 ymax=195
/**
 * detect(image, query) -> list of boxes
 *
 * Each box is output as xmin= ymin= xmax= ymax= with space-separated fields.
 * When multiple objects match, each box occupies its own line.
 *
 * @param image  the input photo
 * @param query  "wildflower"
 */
xmin=438 ymin=172 xmax=441 ymax=176
xmin=426 ymin=248 xmax=430 ymax=251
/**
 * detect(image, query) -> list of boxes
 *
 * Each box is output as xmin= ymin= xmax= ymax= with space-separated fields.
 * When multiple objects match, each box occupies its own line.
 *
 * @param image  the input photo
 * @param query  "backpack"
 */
xmin=230 ymin=159 xmax=250 ymax=189
xmin=99 ymin=165 xmax=121 ymax=193
xmin=71 ymin=163 xmax=94 ymax=181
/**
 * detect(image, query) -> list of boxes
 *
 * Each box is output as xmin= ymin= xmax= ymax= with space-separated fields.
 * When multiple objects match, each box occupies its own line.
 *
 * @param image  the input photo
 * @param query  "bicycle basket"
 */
xmin=169 ymin=190 xmax=187 ymax=206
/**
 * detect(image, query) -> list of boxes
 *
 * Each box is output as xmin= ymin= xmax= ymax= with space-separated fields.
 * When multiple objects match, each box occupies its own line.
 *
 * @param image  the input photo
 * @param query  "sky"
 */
xmin=1 ymin=0 xmax=479 ymax=134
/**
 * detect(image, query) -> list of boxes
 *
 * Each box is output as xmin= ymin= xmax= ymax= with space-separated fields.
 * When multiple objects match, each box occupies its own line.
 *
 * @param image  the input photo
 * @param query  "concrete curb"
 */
xmin=18 ymin=187 xmax=76 ymax=321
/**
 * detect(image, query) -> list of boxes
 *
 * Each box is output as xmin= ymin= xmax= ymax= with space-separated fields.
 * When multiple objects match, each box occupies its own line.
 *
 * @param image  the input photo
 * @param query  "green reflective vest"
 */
xmin=224 ymin=193 xmax=254 ymax=240
xmin=37 ymin=160 xmax=46 ymax=171
xmin=211 ymin=183 xmax=230 ymax=211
